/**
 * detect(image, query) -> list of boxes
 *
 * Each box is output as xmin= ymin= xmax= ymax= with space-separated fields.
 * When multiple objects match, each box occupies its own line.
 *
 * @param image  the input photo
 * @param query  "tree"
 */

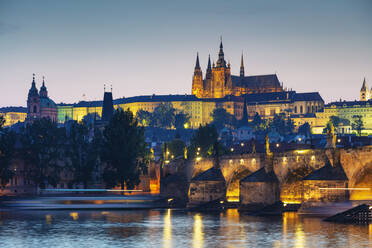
xmin=188 ymin=124 xmax=218 ymax=159
xmin=21 ymin=118 xmax=66 ymax=189
xmin=101 ymin=108 xmax=148 ymax=190
xmin=66 ymin=121 xmax=98 ymax=188
xmin=269 ymin=113 xmax=294 ymax=136
xmin=250 ymin=113 xmax=267 ymax=132
xmin=152 ymin=102 xmax=176 ymax=128
xmin=167 ymin=138 xmax=186 ymax=159
xmin=298 ymin=122 xmax=311 ymax=137
xmin=330 ymin=116 xmax=350 ymax=128
xmin=136 ymin=109 xmax=152 ymax=127
xmin=82 ymin=113 xmax=100 ymax=128
xmin=352 ymin=115 xmax=364 ymax=136
xmin=0 ymin=127 xmax=16 ymax=187
xmin=0 ymin=115 xmax=5 ymax=130
xmin=174 ymin=112 xmax=190 ymax=130
xmin=211 ymin=108 xmax=236 ymax=131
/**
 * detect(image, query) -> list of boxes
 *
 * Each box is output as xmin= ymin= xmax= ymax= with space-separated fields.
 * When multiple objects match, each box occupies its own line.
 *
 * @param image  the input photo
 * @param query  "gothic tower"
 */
xmin=191 ymin=53 xmax=204 ymax=98
xmin=360 ymin=77 xmax=369 ymax=101
xmin=27 ymin=74 xmax=40 ymax=121
xmin=211 ymin=38 xmax=232 ymax=98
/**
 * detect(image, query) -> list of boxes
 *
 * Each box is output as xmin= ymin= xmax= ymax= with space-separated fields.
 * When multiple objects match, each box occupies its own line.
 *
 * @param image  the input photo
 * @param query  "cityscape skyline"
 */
xmin=1 ymin=0 xmax=372 ymax=107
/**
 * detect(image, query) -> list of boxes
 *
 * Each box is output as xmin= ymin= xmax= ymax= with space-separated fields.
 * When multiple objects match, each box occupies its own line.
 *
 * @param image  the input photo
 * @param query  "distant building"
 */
xmin=26 ymin=74 xmax=57 ymax=122
xmin=0 ymin=107 xmax=27 ymax=127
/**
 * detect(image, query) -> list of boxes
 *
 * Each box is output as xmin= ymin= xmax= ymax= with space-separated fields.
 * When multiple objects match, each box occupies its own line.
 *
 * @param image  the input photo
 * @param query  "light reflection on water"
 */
xmin=0 ymin=209 xmax=371 ymax=248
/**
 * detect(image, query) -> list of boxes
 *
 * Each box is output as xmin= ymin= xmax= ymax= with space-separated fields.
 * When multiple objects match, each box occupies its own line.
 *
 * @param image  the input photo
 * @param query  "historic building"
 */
xmin=192 ymin=40 xmax=283 ymax=98
xmin=26 ymin=74 xmax=58 ymax=122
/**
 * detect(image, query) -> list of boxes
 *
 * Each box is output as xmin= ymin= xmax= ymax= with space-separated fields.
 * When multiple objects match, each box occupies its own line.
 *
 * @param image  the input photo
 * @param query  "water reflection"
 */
xmin=163 ymin=209 xmax=172 ymax=248
xmin=0 ymin=209 xmax=370 ymax=248
xmin=192 ymin=214 xmax=203 ymax=248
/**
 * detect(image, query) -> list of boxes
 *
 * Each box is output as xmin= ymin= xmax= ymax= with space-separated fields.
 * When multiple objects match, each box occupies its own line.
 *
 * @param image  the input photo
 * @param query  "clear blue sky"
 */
xmin=0 ymin=0 xmax=371 ymax=106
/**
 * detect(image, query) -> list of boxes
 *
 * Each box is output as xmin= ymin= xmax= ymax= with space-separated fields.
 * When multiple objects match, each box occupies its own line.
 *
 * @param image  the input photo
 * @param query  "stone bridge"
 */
xmin=183 ymin=146 xmax=372 ymax=202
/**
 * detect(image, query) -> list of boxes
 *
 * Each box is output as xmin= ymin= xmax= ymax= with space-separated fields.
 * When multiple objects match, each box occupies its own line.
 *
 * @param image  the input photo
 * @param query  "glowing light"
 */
xmin=69 ymin=212 xmax=79 ymax=221
xmin=296 ymin=150 xmax=308 ymax=154
xmin=184 ymin=123 xmax=189 ymax=129
xmin=196 ymin=151 xmax=200 ymax=155
xmin=240 ymin=142 xmax=244 ymax=147
xmin=230 ymin=148 xmax=234 ymax=152
xmin=298 ymin=137 xmax=302 ymax=142
xmin=197 ymin=147 xmax=201 ymax=151
xmin=171 ymin=155 xmax=174 ymax=159
xmin=240 ymin=159 xmax=244 ymax=165
xmin=45 ymin=214 xmax=52 ymax=224
xmin=229 ymin=159 xmax=233 ymax=164
xmin=164 ymin=160 xmax=170 ymax=164
xmin=283 ymin=203 xmax=287 ymax=207
xmin=101 ymin=211 xmax=110 ymax=215
xmin=168 ymin=198 xmax=174 ymax=203
xmin=196 ymin=156 xmax=202 ymax=162
xmin=220 ymin=200 xmax=224 ymax=204
xmin=311 ymin=155 xmax=315 ymax=161
xmin=337 ymin=139 xmax=341 ymax=143
xmin=276 ymin=143 xmax=280 ymax=147
xmin=252 ymin=158 xmax=256 ymax=164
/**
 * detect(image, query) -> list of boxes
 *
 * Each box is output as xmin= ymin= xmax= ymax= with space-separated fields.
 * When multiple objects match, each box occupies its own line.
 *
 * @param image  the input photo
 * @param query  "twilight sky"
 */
xmin=0 ymin=0 xmax=371 ymax=107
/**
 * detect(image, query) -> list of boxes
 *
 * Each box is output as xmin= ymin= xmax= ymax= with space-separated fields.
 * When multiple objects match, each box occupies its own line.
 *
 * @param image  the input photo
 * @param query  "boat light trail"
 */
xmin=318 ymin=188 xmax=370 ymax=191
xmin=41 ymin=189 xmax=143 ymax=192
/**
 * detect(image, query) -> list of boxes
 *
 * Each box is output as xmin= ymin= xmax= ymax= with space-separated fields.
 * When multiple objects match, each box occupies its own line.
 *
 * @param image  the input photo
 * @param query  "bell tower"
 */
xmin=27 ymin=73 xmax=40 ymax=121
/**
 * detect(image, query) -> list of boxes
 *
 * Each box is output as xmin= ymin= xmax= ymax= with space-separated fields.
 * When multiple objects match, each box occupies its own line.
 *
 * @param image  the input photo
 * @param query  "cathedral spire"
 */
xmin=240 ymin=53 xmax=245 ymax=77
xmin=206 ymin=54 xmax=212 ymax=79
xmin=195 ymin=52 xmax=200 ymax=70
xmin=361 ymin=77 xmax=367 ymax=91
xmin=216 ymin=37 xmax=226 ymax=68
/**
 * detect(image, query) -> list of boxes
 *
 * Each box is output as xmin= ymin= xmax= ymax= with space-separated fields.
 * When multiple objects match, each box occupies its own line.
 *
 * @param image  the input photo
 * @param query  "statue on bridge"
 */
xmin=325 ymin=121 xmax=336 ymax=149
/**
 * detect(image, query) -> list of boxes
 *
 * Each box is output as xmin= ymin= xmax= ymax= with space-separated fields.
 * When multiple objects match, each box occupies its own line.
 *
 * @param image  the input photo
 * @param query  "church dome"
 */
xmin=40 ymin=97 xmax=57 ymax=109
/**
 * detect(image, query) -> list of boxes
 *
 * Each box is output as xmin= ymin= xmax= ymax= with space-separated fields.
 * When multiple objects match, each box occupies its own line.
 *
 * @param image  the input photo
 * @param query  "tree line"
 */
xmin=0 ymin=109 xmax=149 ymax=191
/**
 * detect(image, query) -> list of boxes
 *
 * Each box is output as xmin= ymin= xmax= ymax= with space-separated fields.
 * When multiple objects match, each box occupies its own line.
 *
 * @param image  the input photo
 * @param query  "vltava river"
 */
xmin=0 ymin=209 xmax=371 ymax=248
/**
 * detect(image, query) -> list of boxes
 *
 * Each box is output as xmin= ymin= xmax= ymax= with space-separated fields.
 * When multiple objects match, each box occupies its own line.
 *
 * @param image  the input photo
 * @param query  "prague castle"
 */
xmin=6 ymin=44 xmax=372 ymax=136
xmin=192 ymin=40 xmax=283 ymax=98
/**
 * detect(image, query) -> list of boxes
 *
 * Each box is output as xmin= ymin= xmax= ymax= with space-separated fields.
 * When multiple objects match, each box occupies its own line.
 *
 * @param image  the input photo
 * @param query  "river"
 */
xmin=0 ymin=209 xmax=371 ymax=248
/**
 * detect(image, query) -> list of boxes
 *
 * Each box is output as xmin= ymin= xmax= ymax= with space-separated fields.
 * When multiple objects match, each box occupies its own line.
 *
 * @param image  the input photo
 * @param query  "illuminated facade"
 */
xmin=192 ymin=40 xmax=283 ymax=99
xmin=0 ymin=107 xmax=27 ymax=127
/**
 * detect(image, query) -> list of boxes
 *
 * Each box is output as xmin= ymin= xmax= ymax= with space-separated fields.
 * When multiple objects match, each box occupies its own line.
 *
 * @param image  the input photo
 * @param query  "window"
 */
xmin=300 ymin=106 xmax=303 ymax=113
xmin=33 ymin=105 xmax=37 ymax=113
xmin=294 ymin=106 xmax=297 ymax=113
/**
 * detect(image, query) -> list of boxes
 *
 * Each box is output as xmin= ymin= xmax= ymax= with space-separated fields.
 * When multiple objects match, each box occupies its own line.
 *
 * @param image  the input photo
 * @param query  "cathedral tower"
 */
xmin=191 ymin=53 xmax=204 ymax=98
xmin=360 ymin=77 xmax=369 ymax=101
